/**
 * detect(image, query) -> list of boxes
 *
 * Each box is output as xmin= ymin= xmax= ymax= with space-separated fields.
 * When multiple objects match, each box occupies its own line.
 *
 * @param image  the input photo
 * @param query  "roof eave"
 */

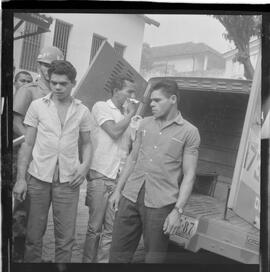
xmin=137 ymin=15 xmax=160 ymax=27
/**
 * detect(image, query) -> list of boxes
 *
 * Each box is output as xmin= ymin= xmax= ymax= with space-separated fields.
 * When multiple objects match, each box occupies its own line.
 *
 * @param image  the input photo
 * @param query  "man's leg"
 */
xmin=82 ymin=178 xmax=108 ymax=262
xmin=96 ymin=183 xmax=115 ymax=263
xmin=12 ymin=146 xmax=30 ymax=262
xmin=52 ymin=180 xmax=80 ymax=263
xmin=24 ymin=176 xmax=51 ymax=263
xmin=109 ymin=196 xmax=142 ymax=263
xmin=12 ymin=197 xmax=29 ymax=262
xmin=142 ymin=203 xmax=174 ymax=263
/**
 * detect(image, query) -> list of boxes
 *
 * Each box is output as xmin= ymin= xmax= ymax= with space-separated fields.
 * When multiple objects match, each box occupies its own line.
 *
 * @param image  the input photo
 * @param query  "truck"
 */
xmin=74 ymin=41 xmax=261 ymax=264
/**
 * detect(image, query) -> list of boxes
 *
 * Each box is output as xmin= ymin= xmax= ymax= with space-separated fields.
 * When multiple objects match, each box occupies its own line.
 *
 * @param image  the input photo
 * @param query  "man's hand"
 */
xmin=69 ymin=164 xmax=88 ymax=189
xmin=126 ymin=100 xmax=137 ymax=116
xmin=163 ymin=209 xmax=181 ymax=235
xmin=13 ymin=179 xmax=27 ymax=202
xmin=109 ymin=189 xmax=121 ymax=212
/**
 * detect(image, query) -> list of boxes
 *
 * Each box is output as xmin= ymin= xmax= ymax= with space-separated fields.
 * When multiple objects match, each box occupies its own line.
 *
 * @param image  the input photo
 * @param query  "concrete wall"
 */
xmin=14 ymin=14 xmax=146 ymax=83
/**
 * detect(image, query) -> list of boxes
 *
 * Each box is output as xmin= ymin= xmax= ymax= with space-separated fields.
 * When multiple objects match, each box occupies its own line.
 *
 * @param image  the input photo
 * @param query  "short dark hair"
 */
xmin=152 ymin=79 xmax=179 ymax=102
xmin=110 ymin=74 xmax=134 ymax=94
xmin=48 ymin=60 xmax=77 ymax=82
xmin=14 ymin=71 xmax=33 ymax=82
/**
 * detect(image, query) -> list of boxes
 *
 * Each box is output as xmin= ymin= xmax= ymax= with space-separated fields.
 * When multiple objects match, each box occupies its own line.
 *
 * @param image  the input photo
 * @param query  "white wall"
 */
xmin=168 ymin=56 xmax=194 ymax=72
xmin=42 ymin=13 xmax=146 ymax=83
xmin=223 ymin=39 xmax=260 ymax=79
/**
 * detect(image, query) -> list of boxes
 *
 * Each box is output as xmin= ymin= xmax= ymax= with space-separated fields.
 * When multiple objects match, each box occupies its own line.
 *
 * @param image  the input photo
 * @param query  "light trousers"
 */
xmin=24 ymin=175 xmax=79 ymax=263
xmin=83 ymin=175 xmax=116 ymax=263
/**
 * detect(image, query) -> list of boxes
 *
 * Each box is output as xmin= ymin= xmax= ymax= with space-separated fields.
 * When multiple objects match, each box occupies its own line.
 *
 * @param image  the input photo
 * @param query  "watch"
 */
xmin=174 ymin=206 xmax=183 ymax=215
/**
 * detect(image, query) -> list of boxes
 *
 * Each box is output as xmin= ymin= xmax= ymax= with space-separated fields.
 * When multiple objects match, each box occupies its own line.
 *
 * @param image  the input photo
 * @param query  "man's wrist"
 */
xmin=16 ymin=178 xmax=27 ymax=185
xmin=173 ymin=206 xmax=184 ymax=215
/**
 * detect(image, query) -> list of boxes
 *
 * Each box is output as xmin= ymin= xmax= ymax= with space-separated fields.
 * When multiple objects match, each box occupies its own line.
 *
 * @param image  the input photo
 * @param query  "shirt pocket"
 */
xmin=166 ymin=137 xmax=184 ymax=161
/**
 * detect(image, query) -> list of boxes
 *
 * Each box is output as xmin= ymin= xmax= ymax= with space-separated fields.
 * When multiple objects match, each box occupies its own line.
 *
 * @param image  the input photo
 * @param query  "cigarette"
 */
xmin=128 ymin=98 xmax=140 ymax=104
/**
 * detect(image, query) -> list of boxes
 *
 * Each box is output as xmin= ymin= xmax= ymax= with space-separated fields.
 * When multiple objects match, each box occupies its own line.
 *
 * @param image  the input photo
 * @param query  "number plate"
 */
xmin=175 ymin=215 xmax=199 ymax=239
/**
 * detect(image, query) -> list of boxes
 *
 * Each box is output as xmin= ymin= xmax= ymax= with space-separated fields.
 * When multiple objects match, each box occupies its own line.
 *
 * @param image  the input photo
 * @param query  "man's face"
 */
xmin=37 ymin=62 xmax=51 ymax=81
xmin=150 ymin=89 xmax=175 ymax=119
xmin=116 ymin=80 xmax=136 ymax=105
xmin=49 ymin=74 xmax=75 ymax=101
xmin=14 ymin=74 xmax=33 ymax=91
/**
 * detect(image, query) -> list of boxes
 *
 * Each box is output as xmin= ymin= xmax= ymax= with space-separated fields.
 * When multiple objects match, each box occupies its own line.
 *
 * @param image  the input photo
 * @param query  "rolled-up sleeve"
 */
xmin=92 ymin=102 xmax=114 ymax=126
xmin=184 ymin=127 xmax=200 ymax=156
xmin=23 ymin=101 xmax=39 ymax=128
xmin=80 ymin=108 xmax=94 ymax=132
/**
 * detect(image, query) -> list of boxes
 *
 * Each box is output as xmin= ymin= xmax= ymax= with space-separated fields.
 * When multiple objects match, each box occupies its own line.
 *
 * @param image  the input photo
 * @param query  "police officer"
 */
xmin=12 ymin=46 xmax=64 ymax=262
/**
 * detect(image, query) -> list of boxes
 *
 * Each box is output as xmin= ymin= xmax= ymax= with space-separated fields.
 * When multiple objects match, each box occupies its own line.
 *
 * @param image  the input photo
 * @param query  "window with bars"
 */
xmin=20 ymin=22 xmax=42 ymax=72
xmin=53 ymin=19 xmax=72 ymax=60
xmin=114 ymin=42 xmax=126 ymax=57
xmin=90 ymin=33 xmax=106 ymax=63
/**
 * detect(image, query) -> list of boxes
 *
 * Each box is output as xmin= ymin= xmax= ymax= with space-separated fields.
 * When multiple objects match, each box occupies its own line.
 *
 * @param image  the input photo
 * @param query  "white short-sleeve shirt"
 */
xmin=90 ymin=99 xmax=131 ymax=179
xmin=24 ymin=93 xmax=93 ymax=183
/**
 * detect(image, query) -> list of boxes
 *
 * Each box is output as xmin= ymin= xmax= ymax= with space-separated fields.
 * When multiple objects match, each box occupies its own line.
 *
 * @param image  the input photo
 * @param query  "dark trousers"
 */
xmin=109 ymin=184 xmax=174 ymax=263
xmin=13 ymin=197 xmax=30 ymax=262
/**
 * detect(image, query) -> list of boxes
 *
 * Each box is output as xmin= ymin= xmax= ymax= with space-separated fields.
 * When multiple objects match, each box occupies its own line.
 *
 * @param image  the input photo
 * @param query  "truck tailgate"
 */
xmin=170 ymin=194 xmax=260 ymax=264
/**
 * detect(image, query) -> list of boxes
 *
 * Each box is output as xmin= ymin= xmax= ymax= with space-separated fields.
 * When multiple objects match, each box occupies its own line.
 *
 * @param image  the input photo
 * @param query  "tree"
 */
xmin=140 ymin=43 xmax=153 ymax=73
xmin=212 ymin=15 xmax=261 ymax=80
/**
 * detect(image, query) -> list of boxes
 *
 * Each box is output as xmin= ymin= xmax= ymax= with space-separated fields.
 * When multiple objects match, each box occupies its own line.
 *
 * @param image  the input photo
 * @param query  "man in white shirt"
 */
xmin=13 ymin=60 xmax=93 ymax=263
xmin=82 ymin=75 xmax=137 ymax=263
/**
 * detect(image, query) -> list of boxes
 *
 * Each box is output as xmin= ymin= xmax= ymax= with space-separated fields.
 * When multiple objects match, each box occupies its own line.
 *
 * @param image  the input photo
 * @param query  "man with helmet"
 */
xmin=12 ymin=46 xmax=64 ymax=262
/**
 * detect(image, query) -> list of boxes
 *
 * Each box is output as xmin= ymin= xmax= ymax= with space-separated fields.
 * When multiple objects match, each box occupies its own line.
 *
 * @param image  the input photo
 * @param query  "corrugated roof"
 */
xmin=150 ymin=42 xmax=223 ymax=59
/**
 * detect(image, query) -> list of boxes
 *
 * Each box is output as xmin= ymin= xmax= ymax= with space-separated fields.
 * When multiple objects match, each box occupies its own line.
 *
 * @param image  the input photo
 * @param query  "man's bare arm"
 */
xmin=163 ymin=152 xmax=198 ymax=235
xmin=13 ymin=126 xmax=37 ymax=201
xmin=70 ymin=131 xmax=92 ymax=189
xmin=101 ymin=112 xmax=134 ymax=140
xmin=175 ymin=152 xmax=198 ymax=209
xmin=13 ymin=113 xmax=26 ymax=136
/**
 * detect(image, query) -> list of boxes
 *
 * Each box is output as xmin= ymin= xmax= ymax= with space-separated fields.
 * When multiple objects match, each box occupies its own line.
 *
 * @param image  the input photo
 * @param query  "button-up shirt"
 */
xmin=90 ymin=99 xmax=131 ymax=179
xmin=122 ymin=113 xmax=200 ymax=208
xmin=24 ymin=93 xmax=93 ymax=183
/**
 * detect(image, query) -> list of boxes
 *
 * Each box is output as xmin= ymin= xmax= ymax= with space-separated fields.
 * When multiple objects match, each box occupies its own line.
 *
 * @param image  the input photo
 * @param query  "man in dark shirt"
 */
xmin=109 ymin=79 xmax=200 ymax=263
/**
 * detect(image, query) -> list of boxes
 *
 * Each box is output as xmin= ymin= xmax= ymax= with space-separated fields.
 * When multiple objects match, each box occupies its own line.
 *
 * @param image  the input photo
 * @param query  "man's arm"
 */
xmin=13 ymin=126 xmax=37 ymax=201
xmin=101 ymin=101 xmax=136 ymax=140
xmin=101 ymin=113 xmax=134 ymax=140
xmin=13 ymin=85 xmax=33 ymax=136
xmin=163 ymin=152 xmax=198 ymax=235
xmin=13 ymin=113 xmax=26 ymax=136
xmin=69 ymin=131 xmax=92 ymax=189
xmin=109 ymin=130 xmax=142 ymax=211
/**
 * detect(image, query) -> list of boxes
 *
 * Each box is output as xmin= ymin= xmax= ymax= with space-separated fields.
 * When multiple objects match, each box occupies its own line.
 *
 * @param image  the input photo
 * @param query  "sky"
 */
xmin=143 ymin=15 xmax=236 ymax=54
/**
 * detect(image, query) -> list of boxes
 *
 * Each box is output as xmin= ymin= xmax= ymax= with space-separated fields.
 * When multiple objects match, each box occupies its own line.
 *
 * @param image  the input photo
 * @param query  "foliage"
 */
xmin=212 ymin=15 xmax=261 ymax=79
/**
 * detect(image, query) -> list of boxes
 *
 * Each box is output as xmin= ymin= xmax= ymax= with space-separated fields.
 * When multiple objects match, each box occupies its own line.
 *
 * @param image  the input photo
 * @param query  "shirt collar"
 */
xmin=173 ymin=111 xmax=184 ymax=125
xmin=106 ymin=99 xmax=118 ymax=109
xmin=154 ymin=111 xmax=184 ymax=125
xmin=154 ymin=111 xmax=184 ymax=130
xmin=42 ymin=92 xmax=82 ymax=105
